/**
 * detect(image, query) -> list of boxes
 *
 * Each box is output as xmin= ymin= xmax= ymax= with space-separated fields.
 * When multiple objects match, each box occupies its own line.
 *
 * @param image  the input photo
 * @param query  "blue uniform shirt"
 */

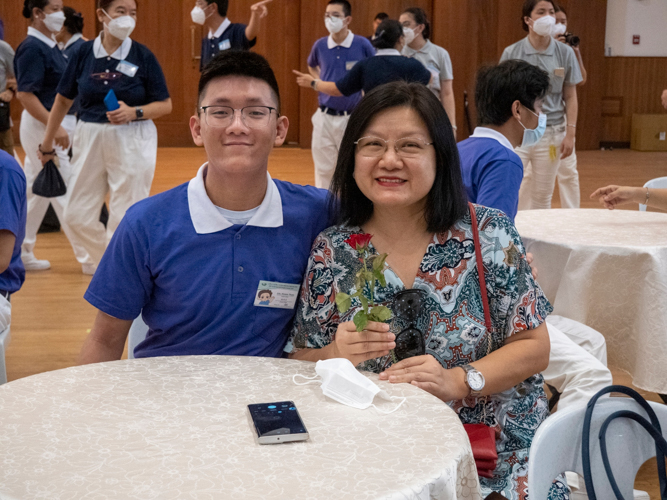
xmin=62 ymin=34 xmax=86 ymax=116
xmin=14 ymin=28 xmax=67 ymax=111
xmin=307 ymin=32 xmax=375 ymax=113
xmin=335 ymin=49 xmax=431 ymax=96
xmin=0 ymin=150 xmax=27 ymax=294
xmin=458 ymin=127 xmax=524 ymax=222
xmin=85 ymin=165 xmax=332 ymax=359
xmin=200 ymin=20 xmax=255 ymax=71
xmin=57 ymin=35 xmax=170 ymax=123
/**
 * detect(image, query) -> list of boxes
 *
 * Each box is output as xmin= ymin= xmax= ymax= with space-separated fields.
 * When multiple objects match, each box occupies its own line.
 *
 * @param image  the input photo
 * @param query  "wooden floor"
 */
xmin=6 ymin=146 xmax=667 ymax=497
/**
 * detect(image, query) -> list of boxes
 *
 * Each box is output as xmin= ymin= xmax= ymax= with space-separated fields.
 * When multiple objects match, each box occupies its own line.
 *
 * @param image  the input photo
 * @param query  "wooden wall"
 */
xmin=2 ymin=0 xmax=664 ymax=149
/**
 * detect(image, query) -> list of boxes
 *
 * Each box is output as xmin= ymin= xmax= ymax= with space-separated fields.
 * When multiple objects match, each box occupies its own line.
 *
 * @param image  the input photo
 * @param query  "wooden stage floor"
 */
xmin=6 ymin=146 xmax=667 ymax=496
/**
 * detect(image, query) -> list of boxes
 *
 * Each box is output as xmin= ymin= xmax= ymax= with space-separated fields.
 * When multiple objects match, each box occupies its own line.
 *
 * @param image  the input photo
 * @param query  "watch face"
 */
xmin=467 ymin=371 xmax=485 ymax=391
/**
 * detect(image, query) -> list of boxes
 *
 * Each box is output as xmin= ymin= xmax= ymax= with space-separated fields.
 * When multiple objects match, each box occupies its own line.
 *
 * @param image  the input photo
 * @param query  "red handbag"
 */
xmin=464 ymin=203 xmax=499 ymax=478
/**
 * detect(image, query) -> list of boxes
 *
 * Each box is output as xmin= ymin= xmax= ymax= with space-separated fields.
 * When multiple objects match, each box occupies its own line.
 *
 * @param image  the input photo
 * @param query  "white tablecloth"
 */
xmin=515 ymin=209 xmax=667 ymax=393
xmin=0 ymin=356 xmax=481 ymax=500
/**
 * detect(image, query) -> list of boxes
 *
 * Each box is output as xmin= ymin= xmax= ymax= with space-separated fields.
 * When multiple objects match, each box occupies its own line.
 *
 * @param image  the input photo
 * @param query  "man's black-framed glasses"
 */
xmin=392 ymin=289 xmax=427 ymax=362
xmin=199 ymin=105 xmax=277 ymax=129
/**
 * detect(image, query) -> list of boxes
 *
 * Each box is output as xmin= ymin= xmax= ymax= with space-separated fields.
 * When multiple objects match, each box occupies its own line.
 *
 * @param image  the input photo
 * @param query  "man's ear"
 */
xmin=190 ymin=114 xmax=204 ymax=147
xmin=511 ymin=100 xmax=522 ymax=121
xmin=273 ymin=115 xmax=289 ymax=147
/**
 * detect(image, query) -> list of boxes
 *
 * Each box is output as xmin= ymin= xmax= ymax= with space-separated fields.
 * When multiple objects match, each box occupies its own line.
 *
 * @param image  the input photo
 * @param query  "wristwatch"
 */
xmin=310 ymin=79 xmax=319 ymax=91
xmin=461 ymin=364 xmax=485 ymax=397
xmin=135 ymin=107 xmax=144 ymax=119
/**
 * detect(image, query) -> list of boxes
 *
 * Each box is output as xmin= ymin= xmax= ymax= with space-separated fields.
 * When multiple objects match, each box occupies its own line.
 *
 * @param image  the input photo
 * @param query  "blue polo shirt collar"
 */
xmin=522 ymin=35 xmax=556 ymax=56
xmin=375 ymin=48 xmax=401 ymax=56
xmin=327 ymin=30 xmax=354 ymax=49
xmin=209 ymin=18 xmax=232 ymax=39
xmin=187 ymin=163 xmax=283 ymax=234
xmin=471 ymin=127 xmax=515 ymax=151
xmin=27 ymin=27 xmax=57 ymax=48
xmin=93 ymin=34 xmax=133 ymax=60
xmin=63 ymin=32 xmax=83 ymax=50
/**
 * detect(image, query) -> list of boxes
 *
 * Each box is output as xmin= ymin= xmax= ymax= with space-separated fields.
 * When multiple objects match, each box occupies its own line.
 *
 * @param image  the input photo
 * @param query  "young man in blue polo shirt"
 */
xmin=302 ymin=0 xmax=374 ymax=189
xmin=78 ymin=51 xmax=331 ymax=363
xmin=0 ymin=150 xmax=27 ymax=382
xmin=191 ymin=0 xmax=273 ymax=71
xmin=459 ymin=60 xmax=612 ymax=411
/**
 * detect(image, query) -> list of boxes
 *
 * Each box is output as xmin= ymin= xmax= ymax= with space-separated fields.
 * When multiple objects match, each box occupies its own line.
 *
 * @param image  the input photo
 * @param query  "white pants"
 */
xmin=516 ymin=125 xmax=580 ymax=210
xmin=311 ymin=108 xmax=349 ymax=189
xmin=0 ymin=294 xmax=10 ymax=333
xmin=0 ymin=295 xmax=10 ymax=384
xmin=64 ymin=120 xmax=157 ymax=267
xmin=19 ymin=110 xmax=92 ymax=266
xmin=556 ymin=145 xmax=580 ymax=208
xmin=543 ymin=315 xmax=612 ymax=410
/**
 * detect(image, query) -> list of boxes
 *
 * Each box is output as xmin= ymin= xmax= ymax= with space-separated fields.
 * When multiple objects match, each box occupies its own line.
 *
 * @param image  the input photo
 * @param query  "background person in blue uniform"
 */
xmin=0 ymin=150 xmax=27 ymax=339
xmin=57 ymin=6 xmax=85 ymax=57
xmin=191 ymin=0 xmax=273 ymax=71
xmin=76 ymin=51 xmax=331 ymax=364
xmin=302 ymin=0 xmax=374 ymax=189
xmin=0 ymin=39 xmax=17 ymax=156
xmin=294 ymin=19 xmax=431 ymax=98
xmin=15 ymin=0 xmax=92 ymax=272
xmin=39 ymin=0 xmax=172 ymax=275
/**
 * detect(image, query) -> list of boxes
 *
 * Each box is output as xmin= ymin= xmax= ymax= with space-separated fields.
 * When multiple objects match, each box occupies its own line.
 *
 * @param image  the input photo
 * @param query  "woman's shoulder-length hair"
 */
xmin=329 ymin=80 xmax=468 ymax=234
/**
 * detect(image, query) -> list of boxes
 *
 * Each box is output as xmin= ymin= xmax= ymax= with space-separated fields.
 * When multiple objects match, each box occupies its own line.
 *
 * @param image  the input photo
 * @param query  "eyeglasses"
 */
xmin=391 ymin=289 xmax=427 ymax=362
xmin=354 ymin=136 xmax=434 ymax=158
xmin=198 ymin=105 xmax=277 ymax=129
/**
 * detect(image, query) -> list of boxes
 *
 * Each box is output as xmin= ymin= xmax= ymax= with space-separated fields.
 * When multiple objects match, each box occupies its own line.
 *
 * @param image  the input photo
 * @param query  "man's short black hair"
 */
xmin=330 ymin=81 xmax=467 ymax=234
xmin=474 ymin=60 xmax=550 ymax=127
xmin=374 ymin=12 xmax=389 ymax=22
xmin=327 ymin=0 xmax=351 ymax=17
xmin=198 ymin=51 xmax=281 ymax=113
xmin=206 ymin=0 xmax=229 ymax=17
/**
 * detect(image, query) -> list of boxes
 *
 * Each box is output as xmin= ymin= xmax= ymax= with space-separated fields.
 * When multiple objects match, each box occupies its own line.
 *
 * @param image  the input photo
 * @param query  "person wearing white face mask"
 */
xmin=191 ymin=0 xmax=273 ymax=72
xmin=38 ymin=0 xmax=172 ymax=275
xmin=399 ymin=8 xmax=456 ymax=137
xmin=15 ymin=0 xmax=90 ymax=272
xmin=500 ymin=0 xmax=582 ymax=211
xmin=298 ymin=0 xmax=374 ymax=189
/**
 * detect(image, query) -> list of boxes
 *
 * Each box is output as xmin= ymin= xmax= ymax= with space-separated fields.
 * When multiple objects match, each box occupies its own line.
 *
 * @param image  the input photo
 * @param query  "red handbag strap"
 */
xmin=468 ymin=202 xmax=492 ymax=331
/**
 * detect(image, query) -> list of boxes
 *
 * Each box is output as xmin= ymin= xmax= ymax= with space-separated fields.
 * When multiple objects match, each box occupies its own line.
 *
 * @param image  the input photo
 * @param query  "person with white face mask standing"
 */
xmin=14 ymin=0 xmax=91 ymax=272
xmin=191 ymin=0 xmax=273 ymax=72
xmin=500 ymin=0 xmax=582 ymax=211
xmin=301 ymin=0 xmax=374 ymax=189
xmin=38 ymin=0 xmax=172 ymax=274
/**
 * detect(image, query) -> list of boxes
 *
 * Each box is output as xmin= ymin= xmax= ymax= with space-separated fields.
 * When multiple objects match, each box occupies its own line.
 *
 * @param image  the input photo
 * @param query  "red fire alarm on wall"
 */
xmin=633 ymin=35 xmax=640 ymax=45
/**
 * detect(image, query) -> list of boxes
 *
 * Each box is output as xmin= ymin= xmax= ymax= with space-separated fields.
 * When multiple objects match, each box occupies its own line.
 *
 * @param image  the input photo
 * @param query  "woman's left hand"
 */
xmin=106 ymin=101 xmax=136 ymax=125
xmin=379 ymin=354 xmax=467 ymax=402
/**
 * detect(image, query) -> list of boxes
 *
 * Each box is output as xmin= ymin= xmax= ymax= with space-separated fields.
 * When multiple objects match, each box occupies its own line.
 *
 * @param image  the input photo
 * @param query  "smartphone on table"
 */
xmin=247 ymin=401 xmax=309 ymax=445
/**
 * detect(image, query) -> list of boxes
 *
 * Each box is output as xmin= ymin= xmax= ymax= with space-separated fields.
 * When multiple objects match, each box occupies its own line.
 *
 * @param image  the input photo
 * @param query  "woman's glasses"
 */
xmin=354 ymin=136 xmax=433 ymax=158
xmin=392 ymin=289 xmax=427 ymax=361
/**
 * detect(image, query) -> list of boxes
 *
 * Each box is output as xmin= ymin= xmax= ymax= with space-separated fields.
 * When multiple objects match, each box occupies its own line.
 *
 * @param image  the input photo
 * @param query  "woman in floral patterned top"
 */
xmin=285 ymin=81 xmax=566 ymax=500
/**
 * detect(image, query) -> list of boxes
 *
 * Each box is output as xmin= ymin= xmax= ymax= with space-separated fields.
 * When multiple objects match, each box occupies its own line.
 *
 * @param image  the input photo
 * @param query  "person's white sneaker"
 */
xmin=21 ymin=254 xmax=51 ymax=271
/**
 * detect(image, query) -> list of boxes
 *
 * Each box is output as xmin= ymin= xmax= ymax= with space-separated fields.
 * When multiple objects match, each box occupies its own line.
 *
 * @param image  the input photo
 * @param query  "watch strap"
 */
xmin=462 ymin=364 xmax=484 ymax=397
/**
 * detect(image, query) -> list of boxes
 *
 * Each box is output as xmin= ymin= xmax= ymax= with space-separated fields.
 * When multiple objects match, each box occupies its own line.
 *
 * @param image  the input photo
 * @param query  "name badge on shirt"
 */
xmin=345 ymin=60 xmax=358 ymax=71
xmin=554 ymin=67 xmax=565 ymax=78
xmin=254 ymin=281 xmax=300 ymax=309
xmin=116 ymin=60 xmax=139 ymax=77
xmin=219 ymin=39 xmax=232 ymax=51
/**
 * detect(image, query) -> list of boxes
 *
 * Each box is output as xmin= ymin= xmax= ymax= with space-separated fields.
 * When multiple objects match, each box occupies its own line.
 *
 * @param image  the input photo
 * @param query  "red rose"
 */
xmin=345 ymin=233 xmax=373 ymax=251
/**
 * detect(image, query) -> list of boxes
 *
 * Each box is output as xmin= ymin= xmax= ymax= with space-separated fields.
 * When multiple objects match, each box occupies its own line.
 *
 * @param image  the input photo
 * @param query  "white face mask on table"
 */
xmin=294 ymin=358 xmax=406 ymax=414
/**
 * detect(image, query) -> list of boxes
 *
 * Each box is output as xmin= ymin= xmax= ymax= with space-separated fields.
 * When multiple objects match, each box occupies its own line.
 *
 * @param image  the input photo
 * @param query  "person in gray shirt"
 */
xmin=0 ymin=39 xmax=16 ymax=156
xmin=500 ymin=0 xmax=582 ymax=210
xmin=400 ymin=7 xmax=456 ymax=135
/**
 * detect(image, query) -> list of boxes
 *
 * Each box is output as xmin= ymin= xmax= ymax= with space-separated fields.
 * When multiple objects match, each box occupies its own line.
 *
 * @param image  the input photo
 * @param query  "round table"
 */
xmin=515 ymin=209 xmax=667 ymax=394
xmin=0 ymin=356 xmax=481 ymax=500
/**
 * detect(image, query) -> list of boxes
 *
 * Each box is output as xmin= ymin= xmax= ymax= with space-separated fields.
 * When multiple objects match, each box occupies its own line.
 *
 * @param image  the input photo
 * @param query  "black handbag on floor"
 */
xmin=32 ymin=159 xmax=67 ymax=197
xmin=582 ymin=385 xmax=667 ymax=499
xmin=0 ymin=101 xmax=10 ymax=131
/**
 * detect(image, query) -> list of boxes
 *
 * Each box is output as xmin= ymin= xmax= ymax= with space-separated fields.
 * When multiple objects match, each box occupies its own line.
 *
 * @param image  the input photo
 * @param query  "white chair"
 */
xmin=0 ymin=326 xmax=10 ymax=385
xmin=529 ymin=396 xmax=667 ymax=500
xmin=127 ymin=315 xmax=149 ymax=359
xmin=639 ymin=176 xmax=667 ymax=211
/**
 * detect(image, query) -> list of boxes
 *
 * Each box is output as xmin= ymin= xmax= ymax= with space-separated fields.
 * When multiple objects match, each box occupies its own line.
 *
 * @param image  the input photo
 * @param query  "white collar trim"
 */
xmin=27 ymin=27 xmax=57 ymax=48
xmin=187 ymin=164 xmax=283 ymax=234
xmin=63 ymin=32 xmax=83 ymax=50
xmin=327 ymin=30 xmax=354 ymax=49
xmin=209 ymin=18 xmax=232 ymax=39
xmin=93 ymin=33 xmax=132 ymax=60
xmin=375 ymin=48 xmax=401 ymax=56
xmin=471 ymin=127 xmax=515 ymax=151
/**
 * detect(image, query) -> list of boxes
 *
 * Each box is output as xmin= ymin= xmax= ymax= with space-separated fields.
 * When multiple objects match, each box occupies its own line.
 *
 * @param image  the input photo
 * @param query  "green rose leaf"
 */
xmin=353 ymin=310 xmax=369 ymax=332
xmin=369 ymin=305 xmax=392 ymax=322
xmin=359 ymin=295 xmax=368 ymax=312
xmin=373 ymin=253 xmax=388 ymax=271
xmin=335 ymin=292 xmax=352 ymax=313
xmin=374 ymin=269 xmax=386 ymax=288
